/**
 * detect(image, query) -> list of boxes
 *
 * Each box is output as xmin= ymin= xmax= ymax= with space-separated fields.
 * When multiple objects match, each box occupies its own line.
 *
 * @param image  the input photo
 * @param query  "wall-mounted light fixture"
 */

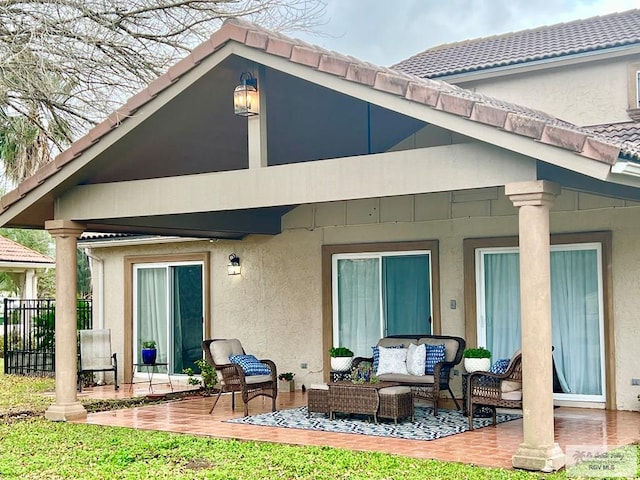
xmin=227 ymin=253 xmax=241 ymax=275
xmin=233 ymin=72 xmax=259 ymax=117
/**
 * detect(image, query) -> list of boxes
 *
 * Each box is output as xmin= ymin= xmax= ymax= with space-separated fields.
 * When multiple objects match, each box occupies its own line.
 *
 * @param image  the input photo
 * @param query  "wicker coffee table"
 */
xmin=328 ymin=381 xmax=400 ymax=423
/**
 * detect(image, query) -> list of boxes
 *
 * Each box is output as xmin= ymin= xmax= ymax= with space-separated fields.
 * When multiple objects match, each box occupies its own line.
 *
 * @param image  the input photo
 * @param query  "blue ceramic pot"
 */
xmin=141 ymin=348 xmax=157 ymax=365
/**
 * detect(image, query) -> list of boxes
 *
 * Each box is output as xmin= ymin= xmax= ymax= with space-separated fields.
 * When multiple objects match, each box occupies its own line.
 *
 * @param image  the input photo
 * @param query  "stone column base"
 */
xmin=45 ymin=402 xmax=87 ymax=422
xmin=512 ymin=443 xmax=565 ymax=472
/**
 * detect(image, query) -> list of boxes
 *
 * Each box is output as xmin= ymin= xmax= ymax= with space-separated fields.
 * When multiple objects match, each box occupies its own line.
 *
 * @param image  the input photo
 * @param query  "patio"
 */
xmin=76 ymin=384 xmax=640 ymax=470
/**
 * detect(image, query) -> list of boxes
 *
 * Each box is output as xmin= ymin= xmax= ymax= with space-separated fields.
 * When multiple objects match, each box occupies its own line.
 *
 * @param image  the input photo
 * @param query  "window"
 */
xmin=133 ymin=261 xmax=204 ymax=374
xmin=626 ymin=63 xmax=640 ymax=120
xmin=475 ymin=243 xmax=605 ymax=402
xmin=331 ymin=250 xmax=433 ymax=357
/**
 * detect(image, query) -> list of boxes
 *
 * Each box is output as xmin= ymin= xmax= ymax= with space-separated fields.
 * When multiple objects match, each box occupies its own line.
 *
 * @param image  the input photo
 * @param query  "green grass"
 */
xmin=0 ymin=419 xmax=567 ymax=480
xmin=0 ymin=358 xmax=635 ymax=479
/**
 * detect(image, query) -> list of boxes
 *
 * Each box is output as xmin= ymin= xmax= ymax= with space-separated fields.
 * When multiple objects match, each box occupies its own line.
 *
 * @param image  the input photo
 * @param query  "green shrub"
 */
xmin=463 ymin=347 xmax=491 ymax=358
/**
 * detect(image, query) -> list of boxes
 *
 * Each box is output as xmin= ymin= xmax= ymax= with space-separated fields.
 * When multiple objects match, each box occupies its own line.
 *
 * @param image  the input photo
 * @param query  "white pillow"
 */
xmin=406 ymin=343 xmax=426 ymax=376
xmin=376 ymin=346 xmax=409 ymax=375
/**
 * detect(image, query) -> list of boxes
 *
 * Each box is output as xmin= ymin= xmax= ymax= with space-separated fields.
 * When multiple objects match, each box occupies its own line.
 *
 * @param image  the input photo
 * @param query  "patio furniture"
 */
xmin=129 ymin=362 xmax=173 ymax=394
xmin=378 ymin=386 xmax=414 ymax=423
xmin=352 ymin=334 xmax=466 ymax=415
xmin=307 ymin=383 xmax=329 ymax=417
xmin=467 ymin=352 xmax=522 ymax=430
xmin=202 ymin=338 xmax=277 ymax=417
xmin=328 ymin=381 xmax=400 ymax=423
xmin=77 ymin=329 xmax=118 ymax=392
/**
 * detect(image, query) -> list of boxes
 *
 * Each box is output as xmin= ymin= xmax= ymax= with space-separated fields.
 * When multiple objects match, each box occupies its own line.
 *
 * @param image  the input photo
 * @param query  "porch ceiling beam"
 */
xmin=57 ymin=142 xmax=536 ymax=221
xmin=230 ymin=44 xmax=617 ymax=180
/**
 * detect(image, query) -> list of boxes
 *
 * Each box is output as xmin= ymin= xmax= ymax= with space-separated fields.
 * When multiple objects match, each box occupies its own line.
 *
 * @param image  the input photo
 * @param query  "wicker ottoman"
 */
xmin=307 ymin=383 xmax=329 ymax=417
xmin=378 ymin=386 xmax=414 ymax=424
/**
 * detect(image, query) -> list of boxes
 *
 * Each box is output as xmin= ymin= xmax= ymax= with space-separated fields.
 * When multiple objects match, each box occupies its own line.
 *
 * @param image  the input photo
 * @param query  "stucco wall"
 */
xmin=455 ymin=56 xmax=632 ymax=126
xmin=89 ymin=188 xmax=640 ymax=411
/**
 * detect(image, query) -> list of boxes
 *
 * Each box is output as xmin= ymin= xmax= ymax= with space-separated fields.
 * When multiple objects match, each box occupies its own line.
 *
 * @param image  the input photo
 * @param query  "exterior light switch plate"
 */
xmin=632 ymin=378 xmax=640 ymax=386
xmin=300 ymin=363 xmax=308 ymax=369
xmin=450 ymin=299 xmax=457 ymax=309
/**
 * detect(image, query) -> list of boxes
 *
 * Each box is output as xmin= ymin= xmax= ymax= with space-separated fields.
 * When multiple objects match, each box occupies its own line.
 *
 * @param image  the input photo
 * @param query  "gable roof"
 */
xmin=392 ymin=9 xmax=640 ymax=78
xmin=0 ymin=236 xmax=53 ymax=265
xmin=0 ymin=17 xmax=638 ymax=230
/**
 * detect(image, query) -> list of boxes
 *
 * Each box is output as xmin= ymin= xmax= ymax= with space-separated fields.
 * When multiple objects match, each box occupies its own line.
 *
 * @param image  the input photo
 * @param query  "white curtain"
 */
xmin=337 ymin=258 xmax=381 ymax=357
xmin=484 ymin=252 xmax=521 ymax=361
xmin=550 ymin=249 xmax=602 ymax=395
xmin=137 ymin=268 xmax=168 ymax=363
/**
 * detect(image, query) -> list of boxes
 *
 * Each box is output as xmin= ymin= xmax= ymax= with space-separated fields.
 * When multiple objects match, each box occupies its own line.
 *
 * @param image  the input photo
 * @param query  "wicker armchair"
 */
xmin=202 ymin=338 xmax=277 ymax=417
xmin=467 ymin=351 xmax=522 ymax=430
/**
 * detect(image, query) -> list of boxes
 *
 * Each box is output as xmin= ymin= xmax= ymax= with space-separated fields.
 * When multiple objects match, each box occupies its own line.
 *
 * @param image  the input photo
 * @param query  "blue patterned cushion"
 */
xmin=372 ymin=344 xmax=403 ymax=372
xmin=490 ymin=358 xmax=510 ymax=375
xmin=425 ymin=343 xmax=446 ymax=374
xmin=229 ymin=354 xmax=271 ymax=376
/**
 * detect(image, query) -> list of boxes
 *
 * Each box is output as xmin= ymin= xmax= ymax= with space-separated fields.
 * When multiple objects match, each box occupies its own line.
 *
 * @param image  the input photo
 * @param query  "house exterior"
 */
xmin=1 ymin=10 xmax=640 ymax=471
xmin=0 ymin=236 xmax=54 ymax=299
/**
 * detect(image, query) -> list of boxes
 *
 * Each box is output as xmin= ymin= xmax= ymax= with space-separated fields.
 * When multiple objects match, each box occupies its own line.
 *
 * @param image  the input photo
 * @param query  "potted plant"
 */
xmin=329 ymin=346 xmax=354 ymax=372
xmin=141 ymin=340 xmax=157 ymax=365
xmin=463 ymin=346 xmax=491 ymax=373
xmin=278 ymin=372 xmax=295 ymax=392
xmin=183 ymin=359 xmax=218 ymax=393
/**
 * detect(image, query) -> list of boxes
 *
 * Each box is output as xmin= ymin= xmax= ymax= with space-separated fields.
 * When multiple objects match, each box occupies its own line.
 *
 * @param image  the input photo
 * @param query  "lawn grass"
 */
xmin=0 ymin=358 xmax=635 ymax=479
xmin=0 ymin=418 xmax=566 ymax=480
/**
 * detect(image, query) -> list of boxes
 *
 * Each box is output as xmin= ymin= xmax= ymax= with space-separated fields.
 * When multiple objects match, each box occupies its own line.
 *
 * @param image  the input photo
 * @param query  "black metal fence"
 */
xmin=3 ymin=298 xmax=92 ymax=375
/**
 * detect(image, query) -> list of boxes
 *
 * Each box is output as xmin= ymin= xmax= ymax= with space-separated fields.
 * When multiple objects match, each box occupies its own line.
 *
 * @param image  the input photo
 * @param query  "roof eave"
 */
xmin=434 ymin=43 xmax=640 ymax=83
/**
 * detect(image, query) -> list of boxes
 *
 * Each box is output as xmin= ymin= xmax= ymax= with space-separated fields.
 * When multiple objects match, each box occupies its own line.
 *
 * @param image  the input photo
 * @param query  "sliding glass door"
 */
xmin=134 ymin=262 xmax=204 ymax=374
xmin=476 ymin=243 xmax=605 ymax=402
xmin=332 ymin=251 xmax=432 ymax=357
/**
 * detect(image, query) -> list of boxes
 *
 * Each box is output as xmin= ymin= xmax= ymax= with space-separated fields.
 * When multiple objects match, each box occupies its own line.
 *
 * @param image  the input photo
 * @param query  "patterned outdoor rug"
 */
xmin=226 ymin=406 xmax=521 ymax=441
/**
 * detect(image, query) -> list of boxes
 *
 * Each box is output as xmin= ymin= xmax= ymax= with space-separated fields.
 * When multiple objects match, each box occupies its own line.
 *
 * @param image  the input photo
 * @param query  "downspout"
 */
xmin=83 ymin=248 xmax=105 ymax=384
xmin=83 ymin=248 xmax=104 ymax=330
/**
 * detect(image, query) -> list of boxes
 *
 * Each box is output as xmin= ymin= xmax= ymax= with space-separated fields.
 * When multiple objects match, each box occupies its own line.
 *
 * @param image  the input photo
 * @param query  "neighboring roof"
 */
xmin=0 ymin=236 xmax=54 ymax=265
xmin=586 ymin=122 xmax=640 ymax=147
xmin=392 ymin=9 xmax=640 ymax=78
xmin=0 ymin=17 xmax=637 ymax=225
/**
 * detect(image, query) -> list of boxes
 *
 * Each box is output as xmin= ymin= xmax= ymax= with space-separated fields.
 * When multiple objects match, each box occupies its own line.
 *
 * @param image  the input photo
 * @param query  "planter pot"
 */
xmin=278 ymin=380 xmax=294 ymax=392
xmin=464 ymin=357 xmax=491 ymax=373
xmin=141 ymin=348 xmax=157 ymax=365
xmin=330 ymin=356 xmax=353 ymax=372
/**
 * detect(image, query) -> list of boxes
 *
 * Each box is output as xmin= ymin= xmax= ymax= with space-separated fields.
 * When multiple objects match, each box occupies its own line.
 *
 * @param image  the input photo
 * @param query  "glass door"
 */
xmin=476 ymin=243 xmax=605 ymax=402
xmin=332 ymin=251 xmax=432 ymax=357
xmin=134 ymin=262 xmax=204 ymax=374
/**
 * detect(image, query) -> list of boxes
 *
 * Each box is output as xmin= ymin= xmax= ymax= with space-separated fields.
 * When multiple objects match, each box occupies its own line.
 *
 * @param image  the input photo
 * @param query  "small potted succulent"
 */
xmin=278 ymin=372 xmax=295 ymax=392
xmin=141 ymin=340 xmax=157 ymax=365
xmin=463 ymin=347 xmax=491 ymax=373
xmin=329 ymin=346 xmax=354 ymax=372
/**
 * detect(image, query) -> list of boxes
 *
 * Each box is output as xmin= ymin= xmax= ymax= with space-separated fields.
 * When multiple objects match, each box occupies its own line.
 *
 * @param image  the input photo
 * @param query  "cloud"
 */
xmin=297 ymin=0 xmax=640 ymax=65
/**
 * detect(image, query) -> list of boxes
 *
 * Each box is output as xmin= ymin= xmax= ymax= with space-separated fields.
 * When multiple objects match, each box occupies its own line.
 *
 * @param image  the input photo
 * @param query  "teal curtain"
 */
xmin=550 ymin=249 xmax=602 ymax=395
xmin=481 ymin=247 xmax=603 ymax=398
xmin=172 ymin=265 xmax=203 ymax=374
xmin=383 ymin=255 xmax=431 ymax=335
xmin=484 ymin=252 xmax=521 ymax=361
xmin=337 ymin=258 xmax=381 ymax=357
xmin=137 ymin=267 xmax=168 ymax=363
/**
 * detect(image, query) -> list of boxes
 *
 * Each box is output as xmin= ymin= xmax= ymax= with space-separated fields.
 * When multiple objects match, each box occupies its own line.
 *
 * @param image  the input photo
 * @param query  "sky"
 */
xmin=295 ymin=0 xmax=640 ymax=67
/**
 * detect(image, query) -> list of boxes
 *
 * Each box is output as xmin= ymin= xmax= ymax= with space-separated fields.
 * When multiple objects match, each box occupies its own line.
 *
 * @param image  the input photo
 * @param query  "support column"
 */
xmin=505 ymin=180 xmax=565 ymax=472
xmin=44 ymin=220 xmax=87 ymax=421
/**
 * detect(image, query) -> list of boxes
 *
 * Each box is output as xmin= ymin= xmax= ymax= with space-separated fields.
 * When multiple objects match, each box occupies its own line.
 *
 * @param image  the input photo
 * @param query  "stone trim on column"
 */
xmin=44 ymin=219 xmax=87 ymax=421
xmin=505 ymin=180 xmax=565 ymax=472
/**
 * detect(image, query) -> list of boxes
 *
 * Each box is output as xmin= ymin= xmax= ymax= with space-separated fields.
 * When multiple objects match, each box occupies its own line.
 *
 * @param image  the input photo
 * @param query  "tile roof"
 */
xmin=586 ymin=122 xmax=640 ymax=147
xmin=0 ymin=18 xmax=635 ymax=219
xmin=392 ymin=9 xmax=640 ymax=78
xmin=0 ymin=236 xmax=54 ymax=264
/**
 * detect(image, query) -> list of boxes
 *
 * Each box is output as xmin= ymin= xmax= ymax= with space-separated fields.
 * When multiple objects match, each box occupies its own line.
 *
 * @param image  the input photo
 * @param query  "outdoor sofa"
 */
xmin=352 ymin=334 xmax=465 ymax=415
